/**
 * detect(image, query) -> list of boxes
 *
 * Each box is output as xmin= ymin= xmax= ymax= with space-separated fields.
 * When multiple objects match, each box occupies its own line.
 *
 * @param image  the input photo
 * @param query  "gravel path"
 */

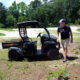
xmin=0 ymin=26 xmax=80 ymax=39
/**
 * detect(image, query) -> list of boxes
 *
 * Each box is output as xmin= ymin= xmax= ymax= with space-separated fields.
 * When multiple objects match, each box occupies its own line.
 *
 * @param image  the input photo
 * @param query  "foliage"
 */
xmin=18 ymin=16 xmax=27 ymax=22
xmin=0 ymin=2 xmax=7 ymax=26
xmin=0 ymin=0 xmax=80 ymax=28
xmin=47 ymin=69 xmax=69 ymax=80
xmin=29 ymin=0 xmax=42 ymax=9
xmin=6 ymin=15 xmax=17 ymax=28
xmin=17 ymin=2 xmax=27 ymax=16
xmin=0 ymin=23 xmax=5 ymax=28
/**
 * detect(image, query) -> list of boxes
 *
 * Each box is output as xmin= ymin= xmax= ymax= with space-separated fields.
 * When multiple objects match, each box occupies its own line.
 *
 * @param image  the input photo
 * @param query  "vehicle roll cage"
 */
xmin=17 ymin=20 xmax=50 ymax=41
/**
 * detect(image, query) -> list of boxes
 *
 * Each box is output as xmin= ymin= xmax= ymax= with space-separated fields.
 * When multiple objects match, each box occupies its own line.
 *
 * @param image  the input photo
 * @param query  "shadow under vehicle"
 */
xmin=2 ymin=20 xmax=61 ymax=61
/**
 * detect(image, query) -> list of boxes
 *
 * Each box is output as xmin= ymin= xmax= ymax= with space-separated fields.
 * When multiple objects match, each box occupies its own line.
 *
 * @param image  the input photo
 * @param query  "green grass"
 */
xmin=0 ymin=38 xmax=20 ymax=42
xmin=48 ymin=68 xmax=69 ymax=80
xmin=74 ymin=50 xmax=79 ymax=54
xmin=42 ymin=30 xmax=57 ymax=35
xmin=70 ymin=24 xmax=80 ymax=27
xmin=77 ymin=29 xmax=80 ymax=32
xmin=0 ymin=33 xmax=5 ymax=36
xmin=78 ymin=44 xmax=80 ymax=49
xmin=0 ymin=28 xmax=14 ymax=31
xmin=0 ymin=49 xmax=8 ymax=61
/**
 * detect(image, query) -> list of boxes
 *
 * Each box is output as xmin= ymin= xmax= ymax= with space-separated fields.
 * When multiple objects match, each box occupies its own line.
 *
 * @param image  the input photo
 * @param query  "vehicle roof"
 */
xmin=17 ymin=20 xmax=39 ymax=27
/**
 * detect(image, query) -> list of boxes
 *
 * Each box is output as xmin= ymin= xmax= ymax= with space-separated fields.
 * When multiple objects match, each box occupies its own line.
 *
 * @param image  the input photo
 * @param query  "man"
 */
xmin=57 ymin=19 xmax=73 ymax=62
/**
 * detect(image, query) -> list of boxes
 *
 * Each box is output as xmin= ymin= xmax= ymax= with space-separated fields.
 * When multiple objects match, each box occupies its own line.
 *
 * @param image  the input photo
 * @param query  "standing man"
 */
xmin=57 ymin=19 xmax=73 ymax=62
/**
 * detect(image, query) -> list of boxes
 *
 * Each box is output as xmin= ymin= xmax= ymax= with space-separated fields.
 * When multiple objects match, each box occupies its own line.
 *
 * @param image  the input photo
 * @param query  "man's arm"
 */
xmin=70 ymin=31 xmax=73 ymax=43
xmin=57 ymin=32 xmax=59 ymax=42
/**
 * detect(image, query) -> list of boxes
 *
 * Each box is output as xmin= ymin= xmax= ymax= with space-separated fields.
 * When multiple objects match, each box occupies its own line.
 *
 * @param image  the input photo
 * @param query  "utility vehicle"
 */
xmin=2 ymin=20 xmax=60 ymax=61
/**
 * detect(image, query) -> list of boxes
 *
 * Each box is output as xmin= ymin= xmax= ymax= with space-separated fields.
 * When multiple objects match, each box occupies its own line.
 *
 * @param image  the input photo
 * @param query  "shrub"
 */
xmin=0 ymin=23 xmax=5 ymax=28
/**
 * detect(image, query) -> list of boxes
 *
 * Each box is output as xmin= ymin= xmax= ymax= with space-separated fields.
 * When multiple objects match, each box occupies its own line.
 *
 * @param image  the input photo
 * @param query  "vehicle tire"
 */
xmin=47 ymin=48 xmax=59 ymax=60
xmin=8 ymin=49 xmax=24 ymax=61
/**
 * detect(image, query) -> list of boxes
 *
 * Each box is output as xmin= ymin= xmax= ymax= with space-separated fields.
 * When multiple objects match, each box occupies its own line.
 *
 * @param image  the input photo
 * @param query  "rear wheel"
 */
xmin=47 ymin=48 xmax=59 ymax=60
xmin=8 ymin=49 xmax=24 ymax=61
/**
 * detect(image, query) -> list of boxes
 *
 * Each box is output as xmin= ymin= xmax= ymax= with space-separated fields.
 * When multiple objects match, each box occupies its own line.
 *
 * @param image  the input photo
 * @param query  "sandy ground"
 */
xmin=0 ymin=26 xmax=80 ymax=39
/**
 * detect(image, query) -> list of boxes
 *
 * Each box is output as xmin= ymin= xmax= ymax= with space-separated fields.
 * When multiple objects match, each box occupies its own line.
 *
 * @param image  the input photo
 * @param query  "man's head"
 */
xmin=59 ymin=19 xmax=65 ymax=27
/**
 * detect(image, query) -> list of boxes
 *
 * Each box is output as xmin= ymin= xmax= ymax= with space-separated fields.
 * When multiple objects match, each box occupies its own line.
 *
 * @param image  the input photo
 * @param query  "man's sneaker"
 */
xmin=63 ymin=58 xmax=67 ymax=62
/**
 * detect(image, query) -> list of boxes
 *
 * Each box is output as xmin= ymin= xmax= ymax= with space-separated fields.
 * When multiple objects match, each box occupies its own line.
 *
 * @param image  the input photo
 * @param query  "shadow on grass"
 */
xmin=27 ymin=53 xmax=78 ymax=62
xmin=27 ymin=51 xmax=63 ymax=62
xmin=67 ymin=56 xmax=78 ymax=61
xmin=8 ymin=50 xmax=78 ymax=62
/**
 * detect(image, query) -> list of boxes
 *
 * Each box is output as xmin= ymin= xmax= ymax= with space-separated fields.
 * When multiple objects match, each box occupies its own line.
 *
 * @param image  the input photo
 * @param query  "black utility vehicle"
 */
xmin=2 ymin=21 xmax=60 ymax=61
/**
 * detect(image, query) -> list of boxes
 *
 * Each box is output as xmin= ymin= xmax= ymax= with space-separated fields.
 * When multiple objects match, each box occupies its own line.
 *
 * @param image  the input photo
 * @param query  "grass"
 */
xmin=48 ymin=68 xmax=69 ymax=80
xmin=74 ymin=50 xmax=79 ymax=54
xmin=70 ymin=24 xmax=80 ymax=27
xmin=0 ymin=33 xmax=5 ymax=36
xmin=0 ymin=38 xmax=20 ymax=42
xmin=0 ymin=30 xmax=80 ymax=80
xmin=0 ymin=48 xmax=69 ymax=80
xmin=0 ymin=28 xmax=14 ymax=31
xmin=78 ymin=44 xmax=80 ymax=49
xmin=77 ymin=29 xmax=80 ymax=32
xmin=0 ymin=42 xmax=80 ymax=80
xmin=0 ymin=72 xmax=4 ymax=80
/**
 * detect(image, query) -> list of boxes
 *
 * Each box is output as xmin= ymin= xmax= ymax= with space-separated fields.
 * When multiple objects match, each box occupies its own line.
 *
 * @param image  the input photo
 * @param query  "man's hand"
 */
xmin=57 ymin=38 xmax=59 ymax=42
xmin=57 ymin=32 xmax=59 ymax=42
xmin=70 ymin=39 xmax=73 ymax=43
xmin=70 ymin=31 xmax=73 ymax=43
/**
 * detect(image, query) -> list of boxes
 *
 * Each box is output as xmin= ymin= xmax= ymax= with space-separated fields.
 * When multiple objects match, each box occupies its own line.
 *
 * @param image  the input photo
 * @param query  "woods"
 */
xmin=0 ymin=0 xmax=80 ymax=28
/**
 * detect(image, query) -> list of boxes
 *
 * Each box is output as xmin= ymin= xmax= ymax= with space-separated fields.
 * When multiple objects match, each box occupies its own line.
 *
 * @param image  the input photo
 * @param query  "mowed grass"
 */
xmin=77 ymin=29 xmax=80 ymax=32
xmin=0 ymin=33 xmax=5 ymax=36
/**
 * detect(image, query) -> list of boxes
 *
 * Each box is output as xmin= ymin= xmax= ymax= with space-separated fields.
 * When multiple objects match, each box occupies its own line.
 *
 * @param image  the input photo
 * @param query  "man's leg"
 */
xmin=61 ymin=40 xmax=66 ymax=59
xmin=64 ymin=47 xmax=68 ymax=60
xmin=63 ymin=39 xmax=69 ymax=62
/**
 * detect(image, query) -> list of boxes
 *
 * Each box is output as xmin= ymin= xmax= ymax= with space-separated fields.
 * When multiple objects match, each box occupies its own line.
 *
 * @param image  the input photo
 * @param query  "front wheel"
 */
xmin=8 ymin=49 xmax=24 ymax=61
xmin=47 ymin=48 xmax=59 ymax=60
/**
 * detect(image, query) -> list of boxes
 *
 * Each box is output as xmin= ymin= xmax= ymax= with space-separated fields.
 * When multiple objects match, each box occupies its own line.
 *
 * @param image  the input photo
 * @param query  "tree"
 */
xmin=9 ymin=1 xmax=19 ymax=21
xmin=6 ymin=15 xmax=17 ymax=28
xmin=18 ymin=16 xmax=27 ymax=22
xmin=43 ymin=0 xmax=48 ymax=3
xmin=18 ymin=2 xmax=27 ymax=16
xmin=0 ymin=2 xmax=7 ymax=27
xmin=29 ymin=0 xmax=42 ymax=9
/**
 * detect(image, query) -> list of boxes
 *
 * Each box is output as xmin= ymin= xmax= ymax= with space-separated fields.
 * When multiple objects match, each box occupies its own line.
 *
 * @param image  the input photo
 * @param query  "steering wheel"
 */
xmin=37 ymin=33 xmax=41 ymax=38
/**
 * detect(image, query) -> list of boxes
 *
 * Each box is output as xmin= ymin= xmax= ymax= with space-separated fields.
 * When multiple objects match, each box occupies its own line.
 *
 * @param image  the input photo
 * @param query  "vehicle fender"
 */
xmin=9 ymin=47 xmax=24 ymax=57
